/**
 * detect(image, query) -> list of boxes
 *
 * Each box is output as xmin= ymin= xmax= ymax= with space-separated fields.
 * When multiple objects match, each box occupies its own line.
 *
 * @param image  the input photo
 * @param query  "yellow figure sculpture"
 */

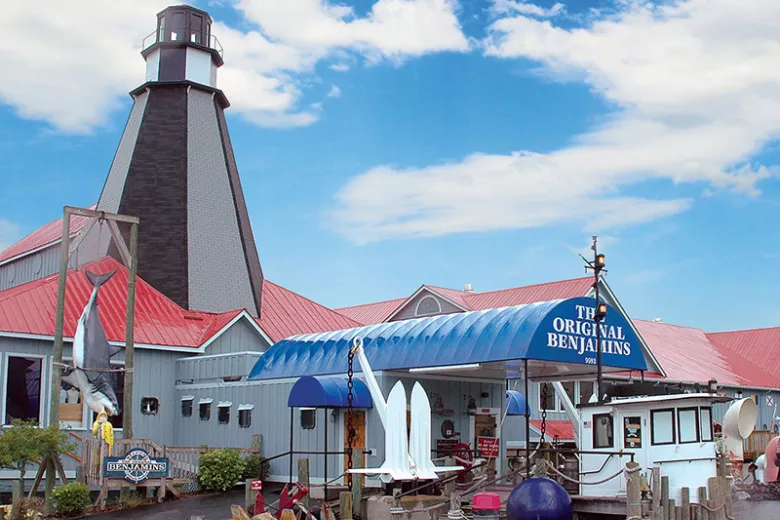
xmin=92 ymin=410 xmax=114 ymax=450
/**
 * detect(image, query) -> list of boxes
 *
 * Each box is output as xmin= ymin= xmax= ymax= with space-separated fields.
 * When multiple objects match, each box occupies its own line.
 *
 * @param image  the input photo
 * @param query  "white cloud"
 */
xmin=331 ymin=0 xmax=777 ymax=243
xmin=0 ymin=220 xmax=21 ymax=253
xmin=490 ymin=1 xmax=565 ymax=18
xmin=327 ymin=85 xmax=342 ymax=98
xmin=331 ymin=63 xmax=351 ymax=72
xmin=0 ymin=0 xmax=468 ymax=133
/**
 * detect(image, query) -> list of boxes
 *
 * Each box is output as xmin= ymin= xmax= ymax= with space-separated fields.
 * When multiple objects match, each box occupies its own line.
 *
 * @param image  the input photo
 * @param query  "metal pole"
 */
xmin=289 ymin=407 xmax=294 ymax=484
xmin=45 ymin=208 xmax=71 ymax=513
xmin=324 ymin=407 xmax=329 ymax=498
xmin=122 ymin=222 xmax=138 ymax=441
xmin=523 ymin=359 xmax=530 ymax=480
xmin=594 ymin=237 xmax=603 ymax=405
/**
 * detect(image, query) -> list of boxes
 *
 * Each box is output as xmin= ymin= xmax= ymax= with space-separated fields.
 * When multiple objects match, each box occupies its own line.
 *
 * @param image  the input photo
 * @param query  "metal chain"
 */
xmin=540 ymin=383 xmax=548 ymax=446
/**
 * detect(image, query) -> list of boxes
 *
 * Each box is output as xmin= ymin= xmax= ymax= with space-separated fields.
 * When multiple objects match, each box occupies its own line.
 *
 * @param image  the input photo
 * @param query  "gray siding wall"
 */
xmin=0 ymin=244 xmax=84 ymax=291
xmin=176 ymin=352 xmax=262 ymax=383
xmin=186 ymin=88 xmax=257 ymax=315
xmin=391 ymin=291 xmax=463 ymax=321
xmin=204 ymin=318 xmax=270 ymax=356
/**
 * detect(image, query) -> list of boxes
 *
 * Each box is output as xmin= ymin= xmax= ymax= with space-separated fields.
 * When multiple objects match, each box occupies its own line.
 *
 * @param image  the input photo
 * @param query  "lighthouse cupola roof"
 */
xmin=140 ymin=4 xmax=224 ymax=88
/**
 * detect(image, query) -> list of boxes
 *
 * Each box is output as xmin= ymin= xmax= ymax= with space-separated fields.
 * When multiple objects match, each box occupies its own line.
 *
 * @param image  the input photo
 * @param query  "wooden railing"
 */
xmin=745 ymin=429 xmax=775 ymax=458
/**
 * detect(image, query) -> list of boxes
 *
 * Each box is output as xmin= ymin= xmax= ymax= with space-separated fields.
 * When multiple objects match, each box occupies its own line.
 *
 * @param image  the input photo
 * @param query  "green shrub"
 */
xmin=52 ymin=482 xmax=91 ymax=517
xmin=198 ymin=448 xmax=246 ymax=491
xmin=242 ymin=453 xmax=270 ymax=481
xmin=10 ymin=496 xmax=43 ymax=520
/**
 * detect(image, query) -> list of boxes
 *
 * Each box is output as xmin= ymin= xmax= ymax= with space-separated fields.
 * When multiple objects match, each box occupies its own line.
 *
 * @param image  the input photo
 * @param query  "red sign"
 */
xmin=251 ymin=480 xmax=263 ymax=491
xmin=477 ymin=436 xmax=499 ymax=458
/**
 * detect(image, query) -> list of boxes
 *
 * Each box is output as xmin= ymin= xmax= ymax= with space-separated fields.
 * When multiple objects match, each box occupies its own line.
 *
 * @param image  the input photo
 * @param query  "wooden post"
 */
xmin=298 ymin=459 xmax=310 ymax=508
xmin=351 ymin=450 xmax=363 ymax=519
xmin=661 ymin=476 xmax=670 ymax=520
xmin=44 ymin=209 xmax=71 ymax=513
xmin=651 ymin=467 xmax=661 ymax=518
xmin=697 ymin=487 xmax=708 ymax=520
xmin=626 ymin=461 xmax=642 ymax=519
xmin=680 ymin=487 xmax=690 ymax=520
xmin=123 ymin=221 xmax=139 ymax=442
xmin=707 ymin=477 xmax=724 ymax=520
xmin=339 ymin=492 xmax=353 ymax=520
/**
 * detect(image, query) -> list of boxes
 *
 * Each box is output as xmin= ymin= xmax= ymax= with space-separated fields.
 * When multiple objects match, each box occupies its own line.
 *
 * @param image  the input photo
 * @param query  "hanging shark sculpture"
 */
xmin=347 ymin=337 xmax=462 ymax=482
xmin=62 ymin=269 xmax=121 ymax=417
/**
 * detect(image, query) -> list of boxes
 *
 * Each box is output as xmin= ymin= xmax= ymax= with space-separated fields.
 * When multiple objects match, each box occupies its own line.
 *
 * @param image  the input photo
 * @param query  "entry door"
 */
xmin=618 ymin=411 xmax=649 ymax=492
xmin=475 ymin=414 xmax=498 ymax=476
xmin=344 ymin=410 xmax=366 ymax=484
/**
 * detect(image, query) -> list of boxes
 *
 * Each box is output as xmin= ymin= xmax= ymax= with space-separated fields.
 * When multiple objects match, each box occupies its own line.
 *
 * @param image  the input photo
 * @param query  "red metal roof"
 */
xmin=0 ymin=256 xmax=231 ymax=347
xmin=337 ymin=277 xmax=594 ymax=325
xmin=337 ymin=298 xmax=408 ymax=325
xmin=257 ymin=280 xmax=363 ymax=343
xmin=0 ymin=205 xmax=95 ymax=263
xmin=530 ymin=420 xmax=575 ymax=441
xmin=632 ymin=320 xmax=780 ymax=389
xmin=707 ymin=327 xmax=780 ymax=381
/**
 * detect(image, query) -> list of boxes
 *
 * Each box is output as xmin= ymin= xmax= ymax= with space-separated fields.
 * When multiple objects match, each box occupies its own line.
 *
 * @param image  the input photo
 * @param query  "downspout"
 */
xmin=552 ymin=382 xmax=581 ymax=449
xmin=351 ymin=337 xmax=388 ymax=428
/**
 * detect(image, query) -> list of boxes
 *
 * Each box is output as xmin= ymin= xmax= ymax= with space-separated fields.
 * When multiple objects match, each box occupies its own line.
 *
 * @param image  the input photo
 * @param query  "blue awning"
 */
xmin=288 ymin=375 xmax=373 ymax=409
xmin=506 ymin=390 xmax=531 ymax=416
xmin=250 ymin=297 xmax=648 ymax=381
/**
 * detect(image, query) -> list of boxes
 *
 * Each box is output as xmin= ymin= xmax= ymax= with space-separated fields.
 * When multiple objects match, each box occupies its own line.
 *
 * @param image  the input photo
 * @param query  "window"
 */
xmin=199 ymin=399 xmax=212 ymax=421
xmin=579 ymin=381 xmax=595 ymax=405
xmin=181 ymin=397 xmax=194 ymax=417
xmin=239 ymin=405 xmax=253 ymax=428
xmin=218 ymin=402 xmax=231 ymax=424
xmin=238 ymin=404 xmax=255 ymax=428
xmin=623 ymin=416 xmax=642 ymax=449
xmin=416 ymin=296 xmax=441 ymax=316
xmin=141 ymin=397 xmax=159 ymax=415
xmin=4 ymin=355 xmax=44 ymax=424
xmin=651 ymin=409 xmax=675 ymax=445
xmin=593 ymin=413 xmax=614 ymax=448
xmin=678 ymin=408 xmax=699 ymax=444
xmin=700 ymin=407 xmax=713 ymax=442
xmin=562 ymin=381 xmax=576 ymax=408
xmin=301 ymin=408 xmax=316 ymax=429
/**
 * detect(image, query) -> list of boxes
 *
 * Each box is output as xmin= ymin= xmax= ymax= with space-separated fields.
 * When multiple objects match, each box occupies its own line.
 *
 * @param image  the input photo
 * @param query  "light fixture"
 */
xmin=409 ymin=363 xmax=481 ymax=373
xmin=595 ymin=303 xmax=607 ymax=320
xmin=707 ymin=379 xmax=718 ymax=393
xmin=596 ymin=253 xmax=606 ymax=268
xmin=466 ymin=396 xmax=477 ymax=416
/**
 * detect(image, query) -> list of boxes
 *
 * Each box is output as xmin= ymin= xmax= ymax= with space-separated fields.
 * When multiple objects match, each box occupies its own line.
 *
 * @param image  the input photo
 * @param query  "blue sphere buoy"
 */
xmin=506 ymin=477 xmax=573 ymax=520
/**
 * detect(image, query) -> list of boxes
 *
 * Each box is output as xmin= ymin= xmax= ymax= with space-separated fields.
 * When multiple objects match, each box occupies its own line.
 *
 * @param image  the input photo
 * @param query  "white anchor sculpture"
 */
xmin=347 ymin=337 xmax=462 ymax=483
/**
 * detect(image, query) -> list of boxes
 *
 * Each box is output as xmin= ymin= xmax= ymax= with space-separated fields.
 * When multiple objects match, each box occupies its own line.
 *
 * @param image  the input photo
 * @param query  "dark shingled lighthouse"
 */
xmin=87 ymin=4 xmax=264 ymax=316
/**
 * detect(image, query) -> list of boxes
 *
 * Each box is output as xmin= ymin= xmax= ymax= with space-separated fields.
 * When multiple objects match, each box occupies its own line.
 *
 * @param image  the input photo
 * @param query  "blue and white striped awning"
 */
xmin=249 ymin=297 xmax=649 ymax=381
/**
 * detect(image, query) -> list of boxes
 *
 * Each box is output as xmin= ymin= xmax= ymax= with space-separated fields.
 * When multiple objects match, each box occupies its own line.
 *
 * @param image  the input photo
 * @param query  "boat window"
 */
xmin=239 ymin=406 xmax=253 ymax=428
xmin=218 ymin=403 xmax=231 ymax=425
xmin=700 ymin=407 xmax=713 ymax=442
xmin=181 ymin=396 xmax=194 ymax=417
xmin=579 ymin=381 xmax=595 ymax=405
xmin=623 ymin=416 xmax=642 ymax=449
xmin=678 ymin=407 xmax=699 ymax=444
xmin=593 ymin=413 xmax=614 ymax=448
xmin=199 ymin=400 xmax=212 ymax=421
xmin=301 ymin=408 xmax=316 ymax=430
xmin=651 ymin=409 xmax=675 ymax=445
xmin=538 ymin=383 xmax=557 ymax=411
xmin=141 ymin=397 xmax=159 ymax=415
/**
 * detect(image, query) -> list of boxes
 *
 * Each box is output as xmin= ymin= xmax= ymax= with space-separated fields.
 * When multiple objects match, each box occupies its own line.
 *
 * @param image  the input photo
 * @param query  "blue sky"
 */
xmin=1 ymin=0 xmax=779 ymax=332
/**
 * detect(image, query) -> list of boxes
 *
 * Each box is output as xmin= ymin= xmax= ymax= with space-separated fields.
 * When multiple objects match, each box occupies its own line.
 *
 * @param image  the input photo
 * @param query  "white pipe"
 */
xmin=351 ymin=337 xmax=388 ymax=428
xmin=552 ymin=381 xmax=581 ymax=448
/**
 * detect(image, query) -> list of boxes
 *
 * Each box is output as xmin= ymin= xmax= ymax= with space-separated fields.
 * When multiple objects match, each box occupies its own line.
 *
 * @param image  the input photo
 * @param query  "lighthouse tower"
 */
xmin=89 ymin=5 xmax=264 ymax=316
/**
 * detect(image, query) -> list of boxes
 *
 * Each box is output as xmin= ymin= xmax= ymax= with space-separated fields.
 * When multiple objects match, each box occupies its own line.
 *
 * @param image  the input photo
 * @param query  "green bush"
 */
xmin=242 ymin=453 xmax=270 ymax=481
xmin=198 ymin=448 xmax=246 ymax=491
xmin=52 ymin=482 xmax=91 ymax=517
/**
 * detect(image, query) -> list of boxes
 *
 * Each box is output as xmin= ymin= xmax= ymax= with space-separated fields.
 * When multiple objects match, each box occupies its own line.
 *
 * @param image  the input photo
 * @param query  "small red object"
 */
xmin=253 ymin=490 xmax=265 ymax=515
xmin=251 ymin=480 xmax=263 ymax=491
xmin=472 ymin=493 xmax=501 ymax=511
xmin=274 ymin=482 xmax=310 ymax=518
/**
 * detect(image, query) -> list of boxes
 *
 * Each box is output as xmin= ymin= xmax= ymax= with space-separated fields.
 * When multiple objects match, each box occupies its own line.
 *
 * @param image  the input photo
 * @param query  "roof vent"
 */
xmin=652 ymin=318 xmax=662 ymax=323
xmin=464 ymin=284 xmax=474 ymax=293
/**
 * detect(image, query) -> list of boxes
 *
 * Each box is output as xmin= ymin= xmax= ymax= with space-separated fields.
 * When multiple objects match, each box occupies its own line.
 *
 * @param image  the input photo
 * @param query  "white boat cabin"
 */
xmin=578 ymin=393 xmax=734 ymax=502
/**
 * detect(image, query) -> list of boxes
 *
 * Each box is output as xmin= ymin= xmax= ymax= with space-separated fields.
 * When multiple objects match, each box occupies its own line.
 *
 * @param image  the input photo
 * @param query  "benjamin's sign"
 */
xmin=103 ymin=448 xmax=169 ymax=484
xmin=545 ymin=304 xmax=631 ymax=363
